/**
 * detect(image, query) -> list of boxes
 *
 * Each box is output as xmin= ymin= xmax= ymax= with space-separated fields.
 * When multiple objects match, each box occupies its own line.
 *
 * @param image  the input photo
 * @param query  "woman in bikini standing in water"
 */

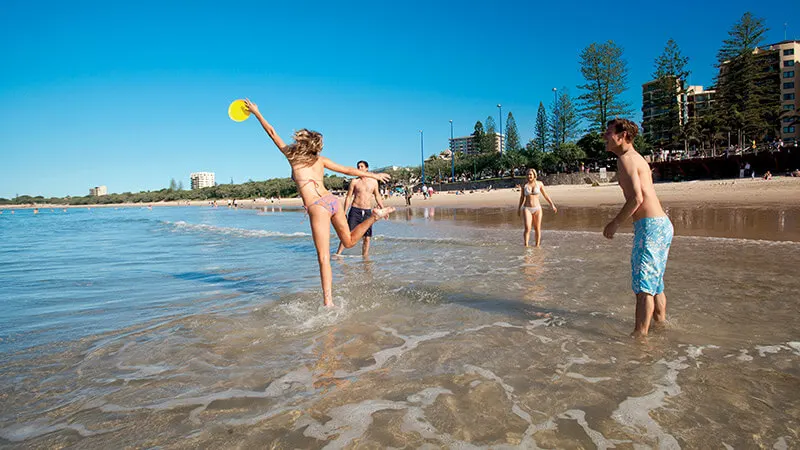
xmin=244 ymin=99 xmax=395 ymax=307
xmin=517 ymin=168 xmax=557 ymax=247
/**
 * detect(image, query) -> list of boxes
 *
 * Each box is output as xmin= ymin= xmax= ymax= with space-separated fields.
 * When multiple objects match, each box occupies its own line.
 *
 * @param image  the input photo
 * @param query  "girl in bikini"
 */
xmin=244 ymin=99 xmax=395 ymax=307
xmin=517 ymin=168 xmax=557 ymax=247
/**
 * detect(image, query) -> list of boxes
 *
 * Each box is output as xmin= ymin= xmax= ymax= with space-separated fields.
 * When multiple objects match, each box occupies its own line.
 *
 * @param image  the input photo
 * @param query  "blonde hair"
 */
xmin=527 ymin=168 xmax=538 ymax=179
xmin=284 ymin=129 xmax=323 ymax=167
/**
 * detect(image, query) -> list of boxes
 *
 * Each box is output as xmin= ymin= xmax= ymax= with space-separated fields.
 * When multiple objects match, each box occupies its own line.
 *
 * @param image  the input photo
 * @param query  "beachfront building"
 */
xmin=449 ymin=132 xmax=504 ymax=156
xmin=190 ymin=172 xmax=215 ymax=190
xmin=642 ymin=79 xmax=716 ymax=144
xmin=643 ymin=40 xmax=799 ymax=145
xmin=719 ymin=40 xmax=794 ymax=143
xmin=89 ymin=185 xmax=107 ymax=196
xmin=758 ymin=40 xmax=800 ymax=142
xmin=641 ymin=78 xmax=687 ymax=144
xmin=685 ymin=85 xmax=716 ymax=120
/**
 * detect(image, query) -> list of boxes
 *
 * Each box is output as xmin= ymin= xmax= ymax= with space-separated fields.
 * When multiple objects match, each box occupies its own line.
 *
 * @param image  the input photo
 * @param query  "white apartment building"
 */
xmin=89 ymin=185 xmax=107 ymax=196
xmin=190 ymin=172 xmax=215 ymax=190
xmin=684 ymin=85 xmax=716 ymax=121
xmin=449 ymin=132 xmax=504 ymax=156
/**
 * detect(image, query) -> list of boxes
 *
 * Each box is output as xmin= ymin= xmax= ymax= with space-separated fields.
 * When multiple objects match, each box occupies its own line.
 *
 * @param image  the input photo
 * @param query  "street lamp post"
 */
xmin=419 ymin=130 xmax=425 ymax=184
xmin=497 ymin=104 xmax=503 ymax=154
xmin=449 ymin=120 xmax=454 ymax=183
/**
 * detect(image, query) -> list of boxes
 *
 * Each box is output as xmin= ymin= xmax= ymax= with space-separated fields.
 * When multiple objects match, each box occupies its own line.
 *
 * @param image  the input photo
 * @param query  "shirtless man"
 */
xmin=602 ymin=119 xmax=674 ymax=338
xmin=335 ymin=160 xmax=385 ymax=257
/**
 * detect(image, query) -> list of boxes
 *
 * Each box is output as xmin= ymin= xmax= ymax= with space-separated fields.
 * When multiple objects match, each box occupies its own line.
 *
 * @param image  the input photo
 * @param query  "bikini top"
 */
xmin=291 ymin=173 xmax=324 ymax=197
xmin=524 ymin=183 xmax=541 ymax=196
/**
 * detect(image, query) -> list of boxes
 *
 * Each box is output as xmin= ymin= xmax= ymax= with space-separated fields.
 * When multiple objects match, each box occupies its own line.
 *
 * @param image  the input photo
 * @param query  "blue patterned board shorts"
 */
xmin=631 ymin=216 xmax=674 ymax=295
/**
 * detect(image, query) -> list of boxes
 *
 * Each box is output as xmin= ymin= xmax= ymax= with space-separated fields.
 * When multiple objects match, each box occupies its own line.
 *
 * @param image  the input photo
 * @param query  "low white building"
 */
xmin=89 ymin=185 xmax=107 ymax=196
xmin=190 ymin=172 xmax=215 ymax=190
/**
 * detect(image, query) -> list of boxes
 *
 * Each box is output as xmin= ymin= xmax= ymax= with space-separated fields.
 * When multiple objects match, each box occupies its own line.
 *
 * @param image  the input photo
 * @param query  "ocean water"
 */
xmin=1 ymin=205 xmax=799 ymax=449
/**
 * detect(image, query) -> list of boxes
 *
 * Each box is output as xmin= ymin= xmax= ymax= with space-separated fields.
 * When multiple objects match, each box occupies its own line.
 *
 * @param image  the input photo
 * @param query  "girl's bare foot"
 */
xmin=372 ymin=207 xmax=395 ymax=219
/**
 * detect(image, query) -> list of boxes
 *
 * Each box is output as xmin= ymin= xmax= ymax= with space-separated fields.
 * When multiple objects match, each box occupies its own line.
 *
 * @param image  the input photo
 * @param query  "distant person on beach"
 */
xmin=334 ymin=160 xmax=385 ymax=258
xmin=602 ymin=118 xmax=674 ymax=338
xmin=404 ymin=186 xmax=413 ymax=206
xmin=763 ymin=170 xmax=772 ymax=180
xmin=244 ymin=99 xmax=394 ymax=307
xmin=517 ymin=168 xmax=557 ymax=247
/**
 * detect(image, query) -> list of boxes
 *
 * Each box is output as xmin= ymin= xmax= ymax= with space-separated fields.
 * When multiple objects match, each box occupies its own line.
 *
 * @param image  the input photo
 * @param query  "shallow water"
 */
xmin=1 ymin=206 xmax=798 ymax=448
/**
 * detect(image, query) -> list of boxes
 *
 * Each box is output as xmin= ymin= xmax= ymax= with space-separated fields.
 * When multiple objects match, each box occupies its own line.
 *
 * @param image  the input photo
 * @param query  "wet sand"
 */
xmin=380 ymin=177 xmax=800 ymax=208
xmin=397 ymin=205 xmax=800 ymax=242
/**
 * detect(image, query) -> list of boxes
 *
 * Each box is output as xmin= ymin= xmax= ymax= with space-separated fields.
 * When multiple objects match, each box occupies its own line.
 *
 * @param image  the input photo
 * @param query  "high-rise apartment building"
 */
xmin=449 ymin=132 xmax=504 ymax=156
xmin=642 ymin=40 xmax=799 ymax=145
xmin=758 ymin=40 xmax=799 ymax=142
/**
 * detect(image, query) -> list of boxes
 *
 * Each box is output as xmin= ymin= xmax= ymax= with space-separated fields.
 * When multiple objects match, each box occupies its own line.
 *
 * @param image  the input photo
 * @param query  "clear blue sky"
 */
xmin=1 ymin=0 xmax=797 ymax=198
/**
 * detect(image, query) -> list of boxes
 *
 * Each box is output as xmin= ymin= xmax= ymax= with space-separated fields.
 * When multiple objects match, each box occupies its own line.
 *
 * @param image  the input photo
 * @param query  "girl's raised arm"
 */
xmin=322 ymin=157 xmax=391 ymax=183
xmin=244 ymin=99 xmax=288 ymax=153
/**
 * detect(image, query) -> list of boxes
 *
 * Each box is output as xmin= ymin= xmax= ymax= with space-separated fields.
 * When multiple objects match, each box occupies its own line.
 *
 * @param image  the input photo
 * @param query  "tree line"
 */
xmin=0 ymin=176 xmax=349 ymax=206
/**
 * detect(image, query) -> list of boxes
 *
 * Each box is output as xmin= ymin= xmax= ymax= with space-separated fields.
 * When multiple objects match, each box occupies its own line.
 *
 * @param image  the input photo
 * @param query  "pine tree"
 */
xmin=505 ymin=112 xmax=521 ymax=152
xmin=534 ymin=102 xmax=548 ymax=153
xmin=714 ymin=12 xmax=780 ymax=142
xmin=484 ymin=116 xmax=498 ymax=152
xmin=549 ymin=88 xmax=581 ymax=150
xmin=577 ymin=41 xmax=632 ymax=132
xmin=485 ymin=116 xmax=496 ymax=134
xmin=472 ymin=121 xmax=486 ymax=154
xmin=648 ymin=39 xmax=690 ymax=147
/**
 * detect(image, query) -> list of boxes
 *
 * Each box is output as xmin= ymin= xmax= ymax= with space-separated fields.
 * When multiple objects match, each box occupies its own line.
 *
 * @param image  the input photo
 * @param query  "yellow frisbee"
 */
xmin=228 ymin=99 xmax=251 ymax=122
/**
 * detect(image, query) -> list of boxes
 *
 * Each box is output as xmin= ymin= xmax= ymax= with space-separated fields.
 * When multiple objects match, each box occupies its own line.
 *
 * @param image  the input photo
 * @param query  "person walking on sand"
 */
xmin=404 ymin=185 xmax=413 ymax=206
xmin=517 ymin=168 xmax=557 ymax=247
xmin=244 ymin=99 xmax=395 ymax=307
xmin=334 ymin=160 xmax=385 ymax=258
xmin=602 ymin=119 xmax=674 ymax=338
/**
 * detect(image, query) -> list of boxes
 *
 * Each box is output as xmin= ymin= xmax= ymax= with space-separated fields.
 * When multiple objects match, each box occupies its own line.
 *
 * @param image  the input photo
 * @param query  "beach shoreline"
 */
xmin=4 ymin=177 xmax=799 ymax=210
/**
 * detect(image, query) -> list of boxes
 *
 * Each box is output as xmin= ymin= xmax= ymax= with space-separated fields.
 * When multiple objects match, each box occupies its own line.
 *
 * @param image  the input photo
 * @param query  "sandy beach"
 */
xmin=3 ymin=177 xmax=799 ymax=211
xmin=242 ymin=177 xmax=800 ymax=209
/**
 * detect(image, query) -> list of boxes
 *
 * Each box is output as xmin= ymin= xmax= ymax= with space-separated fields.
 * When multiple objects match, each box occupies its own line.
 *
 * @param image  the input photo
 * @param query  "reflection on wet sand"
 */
xmin=311 ymin=328 xmax=350 ymax=391
xmin=396 ymin=205 xmax=800 ymax=242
